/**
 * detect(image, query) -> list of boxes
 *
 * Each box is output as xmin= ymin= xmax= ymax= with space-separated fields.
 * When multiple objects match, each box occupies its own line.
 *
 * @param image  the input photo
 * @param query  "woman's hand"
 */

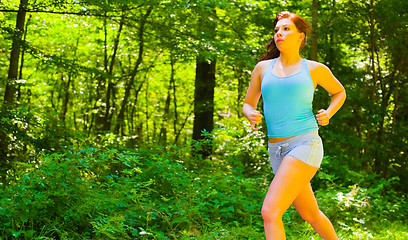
xmin=316 ymin=109 xmax=330 ymax=126
xmin=249 ymin=110 xmax=263 ymax=130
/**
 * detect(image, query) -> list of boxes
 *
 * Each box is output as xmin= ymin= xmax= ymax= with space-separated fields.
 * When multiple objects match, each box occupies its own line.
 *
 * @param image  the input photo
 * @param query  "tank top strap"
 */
xmin=262 ymin=58 xmax=277 ymax=84
xmin=301 ymin=58 xmax=314 ymax=86
xmin=301 ymin=58 xmax=307 ymax=71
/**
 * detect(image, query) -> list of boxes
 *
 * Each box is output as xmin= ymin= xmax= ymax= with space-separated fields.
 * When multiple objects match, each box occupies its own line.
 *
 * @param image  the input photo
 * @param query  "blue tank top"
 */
xmin=261 ymin=58 xmax=318 ymax=138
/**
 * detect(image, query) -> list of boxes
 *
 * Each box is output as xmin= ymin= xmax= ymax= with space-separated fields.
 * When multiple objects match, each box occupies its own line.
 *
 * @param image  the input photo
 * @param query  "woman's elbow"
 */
xmin=341 ymin=90 xmax=347 ymax=100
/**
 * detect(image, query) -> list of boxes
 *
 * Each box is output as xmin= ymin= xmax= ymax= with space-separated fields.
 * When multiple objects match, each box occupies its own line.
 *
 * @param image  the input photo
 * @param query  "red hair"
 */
xmin=259 ymin=11 xmax=311 ymax=61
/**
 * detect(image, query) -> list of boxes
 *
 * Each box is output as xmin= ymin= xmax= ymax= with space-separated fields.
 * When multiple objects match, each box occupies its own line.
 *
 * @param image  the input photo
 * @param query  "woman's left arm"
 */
xmin=309 ymin=61 xmax=347 ymax=126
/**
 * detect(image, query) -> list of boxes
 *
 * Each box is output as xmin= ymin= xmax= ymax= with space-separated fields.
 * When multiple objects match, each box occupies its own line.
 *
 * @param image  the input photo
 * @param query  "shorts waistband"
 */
xmin=268 ymin=130 xmax=319 ymax=148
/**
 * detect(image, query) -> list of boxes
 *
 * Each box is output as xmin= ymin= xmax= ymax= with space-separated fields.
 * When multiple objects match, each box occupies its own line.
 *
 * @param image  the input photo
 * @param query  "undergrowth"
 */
xmin=0 ymin=126 xmax=407 ymax=239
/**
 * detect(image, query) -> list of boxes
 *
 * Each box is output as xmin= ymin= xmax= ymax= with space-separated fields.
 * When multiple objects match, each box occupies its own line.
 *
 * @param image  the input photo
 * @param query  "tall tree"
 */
xmin=0 ymin=0 xmax=29 ymax=183
xmin=311 ymin=0 xmax=319 ymax=61
xmin=192 ymin=55 xmax=216 ymax=141
xmin=93 ymin=11 xmax=126 ymax=132
xmin=192 ymin=6 xmax=217 ymax=158
xmin=114 ymin=6 xmax=153 ymax=135
xmin=3 ymin=0 xmax=28 ymax=105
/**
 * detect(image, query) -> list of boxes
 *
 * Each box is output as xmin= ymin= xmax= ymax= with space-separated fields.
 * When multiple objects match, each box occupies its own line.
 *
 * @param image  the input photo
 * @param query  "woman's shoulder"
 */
xmin=305 ymin=59 xmax=336 ymax=85
xmin=257 ymin=58 xmax=275 ymax=66
xmin=254 ymin=58 xmax=275 ymax=71
xmin=251 ymin=59 xmax=275 ymax=82
xmin=305 ymin=59 xmax=332 ymax=73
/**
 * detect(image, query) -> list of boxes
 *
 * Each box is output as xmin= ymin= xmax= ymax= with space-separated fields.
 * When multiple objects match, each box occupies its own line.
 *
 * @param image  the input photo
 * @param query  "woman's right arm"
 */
xmin=243 ymin=62 xmax=266 ymax=130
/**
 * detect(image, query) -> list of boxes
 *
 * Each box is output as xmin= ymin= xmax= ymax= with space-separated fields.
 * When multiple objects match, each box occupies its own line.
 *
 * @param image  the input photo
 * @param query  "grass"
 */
xmin=185 ymin=220 xmax=408 ymax=240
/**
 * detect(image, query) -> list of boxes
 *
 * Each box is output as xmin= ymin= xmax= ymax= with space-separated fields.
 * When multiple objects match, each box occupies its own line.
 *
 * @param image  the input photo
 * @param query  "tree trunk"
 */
xmin=192 ymin=7 xmax=217 ymax=158
xmin=160 ymin=81 xmax=172 ymax=144
xmin=160 ymin=54 xmax=178 ymax=144
xmin=311 ymin=0 xmax=319 ymax=61
xmin=369 ymin=0 xmax=378 ymax=101
xmin=234 ymin=66 xmax=245 ymax=118
xmin=392 ymin=61 xmax=403 ymax=126
xmin=192 ymin=55 xmax=216 ymax=157
xmin=101 ymin=12 xmax=126 ymax=131
xmin=175 ymin=102 xmax=194 ymax=144
xmin=326 ymin=0 xmax=336 ymax=67
xmin=364 ymin=0 xmax=377 ymax=171
xmin=115 ymin=6 xmax=153 ymax=135
xmin=90 ymin=12 xmax=125 ymax=133
xmin=170 ymin=56 xmax=178 ymax=138
xmin=59 ymin=74 xmax=72 ymax=124
xmin=0 ymin=0 xmax=28 ymax=183
xmin=17 ymin=14 xmax=31 ymax=101
xmin=4 ymin=0 xmax=28 ymax=105
xmin=59 ymin=38 xmax=79 ymax=126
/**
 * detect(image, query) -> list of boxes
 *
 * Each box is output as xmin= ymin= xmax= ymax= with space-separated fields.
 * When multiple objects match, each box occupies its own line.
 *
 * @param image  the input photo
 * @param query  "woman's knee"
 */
xmin=261 ymin=204 xmax=283 ymax=223
xmin=299 ymin=209 xmax=324 ymax=224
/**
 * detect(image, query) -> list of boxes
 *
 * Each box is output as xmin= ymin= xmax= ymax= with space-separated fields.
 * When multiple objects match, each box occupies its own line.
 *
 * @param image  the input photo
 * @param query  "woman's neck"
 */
xmin=278 ymin=52 xmax=302 ymax=66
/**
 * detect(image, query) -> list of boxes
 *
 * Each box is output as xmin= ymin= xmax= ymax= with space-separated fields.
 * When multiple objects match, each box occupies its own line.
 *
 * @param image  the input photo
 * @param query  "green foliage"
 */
xmin=0 ymin=136 xmax=268 ymax=239
xmin=0 ymin=131 xmax=407 ymax=239
xmin=212 ymin=121 xmax=270 ymax=177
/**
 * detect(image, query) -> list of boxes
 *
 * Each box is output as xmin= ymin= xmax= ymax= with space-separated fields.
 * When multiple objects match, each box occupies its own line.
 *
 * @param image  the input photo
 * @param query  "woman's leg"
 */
xmin=261 ymin=155 xmax=318 ymax=240
xmin=293 ymin=183 xmax=338 ymax=240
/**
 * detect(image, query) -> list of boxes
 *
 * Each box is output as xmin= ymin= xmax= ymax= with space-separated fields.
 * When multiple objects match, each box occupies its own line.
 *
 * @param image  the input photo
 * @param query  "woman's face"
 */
xmin=274 ymin=18 xmax=304 ymax=52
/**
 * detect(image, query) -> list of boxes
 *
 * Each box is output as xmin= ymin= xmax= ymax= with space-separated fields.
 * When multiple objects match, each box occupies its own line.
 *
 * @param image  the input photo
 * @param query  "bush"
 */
xmin=0 ymin=137 xmax=269 ymax=239
xmin=212 ymin=122 xmax=270 ymax=177
xmin=0 ymin=127 xmax=406 ymax=239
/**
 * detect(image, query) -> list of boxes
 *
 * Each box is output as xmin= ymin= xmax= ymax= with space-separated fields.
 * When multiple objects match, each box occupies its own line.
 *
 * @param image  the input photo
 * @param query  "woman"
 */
xmin=243 ymin=11 xmax=346 ymax=239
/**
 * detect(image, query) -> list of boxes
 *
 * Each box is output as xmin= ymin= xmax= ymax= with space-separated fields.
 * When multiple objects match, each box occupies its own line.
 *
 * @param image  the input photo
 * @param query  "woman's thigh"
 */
xmin=263 ymin=155 xmax=318 ymax=217
xmin=292 ymin=183 xmax=320 ymax=221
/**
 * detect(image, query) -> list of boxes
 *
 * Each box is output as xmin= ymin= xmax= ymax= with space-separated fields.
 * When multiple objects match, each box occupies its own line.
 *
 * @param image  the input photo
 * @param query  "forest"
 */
xmin=0 ymin=0 xmax=407 ymax=239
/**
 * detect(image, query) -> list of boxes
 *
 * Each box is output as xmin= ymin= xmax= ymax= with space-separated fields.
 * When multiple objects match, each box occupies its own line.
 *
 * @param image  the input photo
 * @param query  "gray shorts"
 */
xmin=268 ymin=131 xmax=323 ymax=174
